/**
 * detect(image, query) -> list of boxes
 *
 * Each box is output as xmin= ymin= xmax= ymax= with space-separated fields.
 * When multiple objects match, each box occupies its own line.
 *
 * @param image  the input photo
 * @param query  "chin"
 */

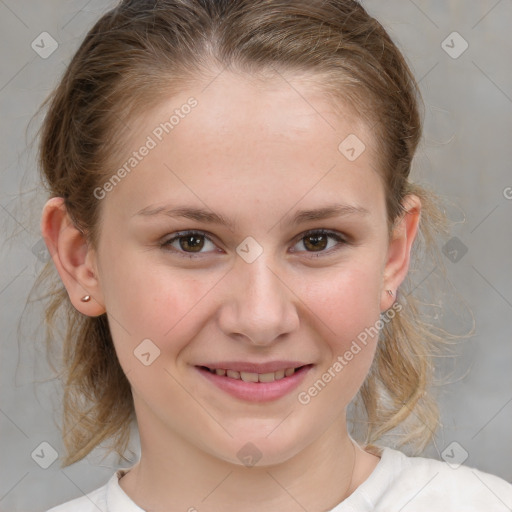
xmin=205 ymin=425 xmax=312 ymax=469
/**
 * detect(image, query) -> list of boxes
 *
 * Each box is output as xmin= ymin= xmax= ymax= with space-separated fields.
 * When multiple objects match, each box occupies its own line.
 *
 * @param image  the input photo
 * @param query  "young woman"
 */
xmin=36 ymin=0 xmax=512 ymax=510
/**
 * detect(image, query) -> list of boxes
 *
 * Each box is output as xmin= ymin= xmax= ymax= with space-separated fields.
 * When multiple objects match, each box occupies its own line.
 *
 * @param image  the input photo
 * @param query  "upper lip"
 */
xmin=197 ymin=361 xmax=310 ymax=374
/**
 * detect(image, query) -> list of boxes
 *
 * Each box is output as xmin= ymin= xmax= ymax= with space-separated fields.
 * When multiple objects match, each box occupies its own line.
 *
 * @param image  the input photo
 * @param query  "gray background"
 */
xmin=1 ymin=1 xmax=511 ymax=510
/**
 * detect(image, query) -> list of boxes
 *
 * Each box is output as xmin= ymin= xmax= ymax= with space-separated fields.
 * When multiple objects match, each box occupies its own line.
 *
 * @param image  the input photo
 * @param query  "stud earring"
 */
xmin=81 ymin=295 xmax=91 ymax=302
xmin=386 ymin=289 xmax=393 ymax=297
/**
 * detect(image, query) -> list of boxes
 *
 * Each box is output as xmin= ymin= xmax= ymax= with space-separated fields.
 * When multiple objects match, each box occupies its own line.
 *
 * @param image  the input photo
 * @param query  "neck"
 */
xmin=119 ymin=412 xmax=380 ymax=511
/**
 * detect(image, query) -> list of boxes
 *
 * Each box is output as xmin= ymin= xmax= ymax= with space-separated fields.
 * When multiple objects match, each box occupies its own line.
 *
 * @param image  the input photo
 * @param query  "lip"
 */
xmin=199 ymin=361 xmax=307 ymax=374
xmin=195 ymin=363 xmax=313 ymax=403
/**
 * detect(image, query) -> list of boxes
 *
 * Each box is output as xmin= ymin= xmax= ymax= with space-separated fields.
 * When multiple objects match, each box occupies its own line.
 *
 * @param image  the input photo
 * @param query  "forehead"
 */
xmin=177 ymin=70 xmax=369 ymax=152
xmin=102 ymin=70 xmax=385 ymax=222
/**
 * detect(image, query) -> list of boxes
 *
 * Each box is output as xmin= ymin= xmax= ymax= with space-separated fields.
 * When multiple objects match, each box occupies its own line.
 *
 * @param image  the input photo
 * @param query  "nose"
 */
xmin=217 ymin=253 xmax=300 ymax=347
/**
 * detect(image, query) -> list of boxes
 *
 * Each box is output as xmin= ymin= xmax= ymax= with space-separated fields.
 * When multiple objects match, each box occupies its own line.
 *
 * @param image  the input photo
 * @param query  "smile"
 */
xmin=202 ymin=366 xmax=302 ymax=383
xmin=195 ymin=363 xmax=313 ymax=402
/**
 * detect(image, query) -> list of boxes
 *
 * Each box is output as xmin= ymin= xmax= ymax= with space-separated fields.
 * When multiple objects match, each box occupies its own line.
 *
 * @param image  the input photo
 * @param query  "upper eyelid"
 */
xmin=163 ymin=230 xmax=217 ymax=245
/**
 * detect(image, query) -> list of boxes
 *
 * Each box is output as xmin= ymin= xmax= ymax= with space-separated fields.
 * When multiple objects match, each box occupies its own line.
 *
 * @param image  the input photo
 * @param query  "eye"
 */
xmin=160 ymin=229 xmax=348 ymax=259
xmin=291 ymin=229 xmax=348 ymax=257
xmin=160 ymin=231 xmax=219 ymax=258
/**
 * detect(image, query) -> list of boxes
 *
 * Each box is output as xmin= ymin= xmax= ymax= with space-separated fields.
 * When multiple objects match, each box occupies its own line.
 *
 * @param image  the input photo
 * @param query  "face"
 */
xmin=91 ymin=71 xmax=396 ymax=466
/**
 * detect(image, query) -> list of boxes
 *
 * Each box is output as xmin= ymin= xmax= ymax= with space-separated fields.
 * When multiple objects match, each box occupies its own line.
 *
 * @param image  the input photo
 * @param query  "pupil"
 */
xmin=305 ymin=234 xmax=327 ymax=251
xmin=181 ymin=235 xmax=204 ymax=252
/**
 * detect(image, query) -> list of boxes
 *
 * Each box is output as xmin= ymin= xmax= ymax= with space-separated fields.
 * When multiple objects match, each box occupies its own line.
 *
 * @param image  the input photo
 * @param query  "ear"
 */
xmin=380 ymin=194 xmax=421 ymax=312
xmin=40 ymin=197 xmax=106 ymax=317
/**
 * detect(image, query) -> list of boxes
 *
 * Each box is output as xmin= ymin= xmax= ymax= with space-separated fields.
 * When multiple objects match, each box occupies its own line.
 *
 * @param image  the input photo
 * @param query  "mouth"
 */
xmin=198 ymin=364 xmax=309 ymax=383
xmin=195 ymin=363 xmax=313 ymax=402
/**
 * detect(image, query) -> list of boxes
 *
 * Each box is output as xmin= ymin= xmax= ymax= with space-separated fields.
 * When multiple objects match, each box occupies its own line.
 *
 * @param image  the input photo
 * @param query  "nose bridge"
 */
xmin=219 ymin=249 xmax=298 ymax=345
xmin=243 ymin=254 xmax=281 ymax=304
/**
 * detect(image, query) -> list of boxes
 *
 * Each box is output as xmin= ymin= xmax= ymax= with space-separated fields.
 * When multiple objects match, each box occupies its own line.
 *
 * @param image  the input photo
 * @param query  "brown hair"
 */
xmin=34 ymin=0 xmax=460 ymax=466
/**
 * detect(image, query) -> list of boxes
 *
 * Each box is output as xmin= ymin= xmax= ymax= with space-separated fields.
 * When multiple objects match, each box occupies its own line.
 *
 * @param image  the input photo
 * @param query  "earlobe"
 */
xmin=380 ymin=194 xmax=421 ymax=312
xmin=40 ymin=197 xmax=106 ymax=317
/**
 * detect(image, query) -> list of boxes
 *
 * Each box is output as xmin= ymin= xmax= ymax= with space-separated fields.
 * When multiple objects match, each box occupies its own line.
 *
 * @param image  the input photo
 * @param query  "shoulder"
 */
xmin=372 ymin=447 xmax=512 ymax=511
xmin=45 ymin=468 xmax=143 ymax=512
xmin=45 ymin=474 xmax=112 ymax=512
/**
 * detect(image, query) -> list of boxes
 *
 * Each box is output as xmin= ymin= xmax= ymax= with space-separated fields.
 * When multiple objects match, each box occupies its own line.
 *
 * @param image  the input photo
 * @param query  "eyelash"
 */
xmin=160 ymin=229 xmax=348 ymax=259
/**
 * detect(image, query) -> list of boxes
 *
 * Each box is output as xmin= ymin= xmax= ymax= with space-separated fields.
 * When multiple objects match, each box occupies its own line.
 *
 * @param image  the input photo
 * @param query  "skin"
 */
xmin=41 ymin=70 xmax=421 ymax=511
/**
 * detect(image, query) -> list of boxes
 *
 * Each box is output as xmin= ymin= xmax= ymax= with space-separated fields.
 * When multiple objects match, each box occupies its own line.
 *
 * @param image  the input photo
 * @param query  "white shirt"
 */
xmin=46 ymin=447 xmax=512 ymax=511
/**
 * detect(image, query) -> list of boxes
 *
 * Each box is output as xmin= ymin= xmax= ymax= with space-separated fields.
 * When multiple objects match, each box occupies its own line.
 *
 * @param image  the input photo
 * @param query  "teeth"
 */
xmin=209 ymin=367 xmax=299 ymax=382
xmin=274 ymin=369 xmax=285 ymax=380
xmin=258 ymin=372 xmax=275 ymax=383
xmin=240 ymin=371 xmax=259 ymax=383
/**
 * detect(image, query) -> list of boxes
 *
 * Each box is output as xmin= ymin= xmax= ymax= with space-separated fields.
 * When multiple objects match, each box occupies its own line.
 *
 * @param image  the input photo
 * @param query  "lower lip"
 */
xmin=196 ymin=365 xmax=313 ymax=403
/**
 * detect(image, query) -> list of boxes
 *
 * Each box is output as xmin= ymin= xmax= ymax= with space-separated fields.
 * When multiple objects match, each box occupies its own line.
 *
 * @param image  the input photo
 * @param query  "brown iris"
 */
xmin=303 ymin=233 xmax=328 ymax=252
xmin=179 ymin=234 xmax=205 ymax=252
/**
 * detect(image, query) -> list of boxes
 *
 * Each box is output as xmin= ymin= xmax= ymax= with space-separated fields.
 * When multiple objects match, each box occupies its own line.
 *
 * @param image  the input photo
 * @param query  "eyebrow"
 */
xmin=133 ymin=203 xmax=370 ymax=229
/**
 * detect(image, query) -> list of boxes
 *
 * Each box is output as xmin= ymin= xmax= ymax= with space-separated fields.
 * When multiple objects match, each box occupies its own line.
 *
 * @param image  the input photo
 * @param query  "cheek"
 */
xmin=294 ymin=266 xmax=383 ymax=415
xmin=98 ymin=248 xmax=210 ymax=369
xmin=293 ymin=259 xmax=384 ymax=406
xmin=299 ymin=260 xmax=383 ymax=347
